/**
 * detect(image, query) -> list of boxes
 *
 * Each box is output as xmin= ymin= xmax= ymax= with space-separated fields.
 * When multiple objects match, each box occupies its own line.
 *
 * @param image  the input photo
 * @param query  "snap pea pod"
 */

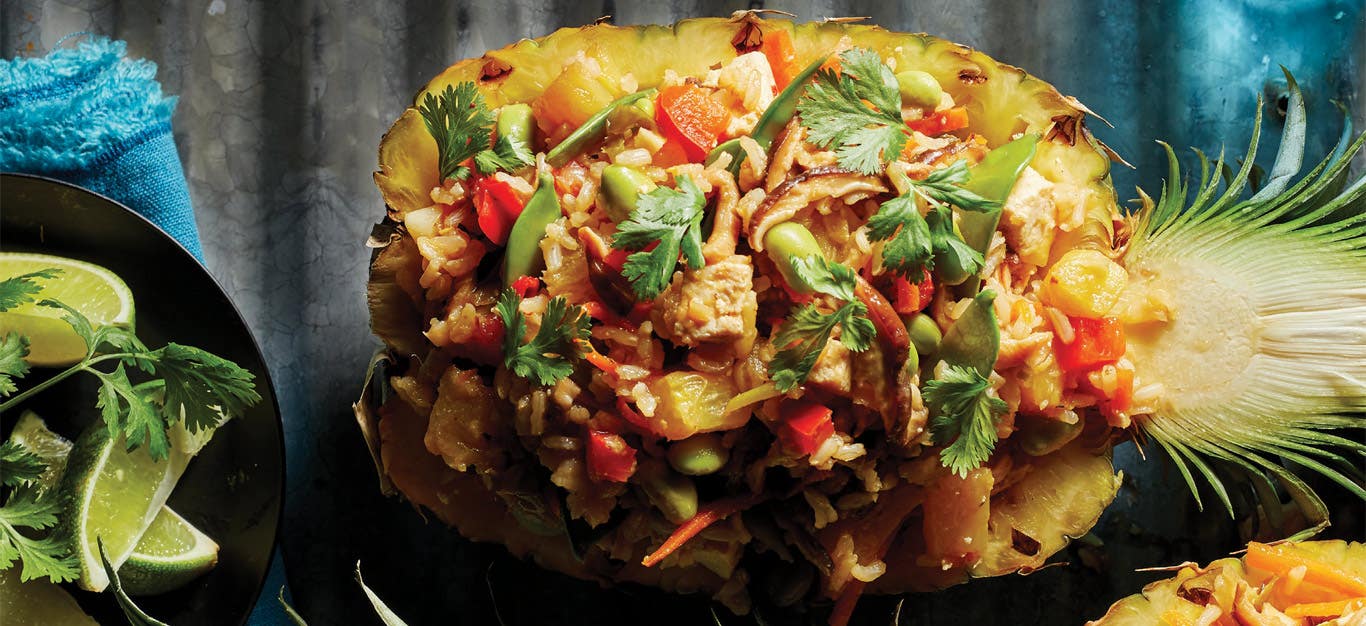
xmin=705 ymin=56 xmax=828 ymax=172
xmin=545 ymin=88 xmax=657 ymax=167
xmin=503 ymin=171 xmax=561 ymax=287
xmin=936 ymin=288 xmax=999 ymax=376
xmin=957 ymin=134 xmax=1040 ymax=293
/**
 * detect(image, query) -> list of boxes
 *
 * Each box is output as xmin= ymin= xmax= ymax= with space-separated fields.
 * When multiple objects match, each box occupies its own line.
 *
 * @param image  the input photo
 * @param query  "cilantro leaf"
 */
xmin=418 ymin=82 xmax=494 ymax=181
xmin=154 ymin=343 xmax=261 ymax=433
xmin=0 ymin=444 xmax=78 ymax=583
xmin=913 ymin=161 xmax=1000 ymax=213
xmin=797 ymin=48 xmax=906 ymax=175
xmin=496 ymin=289 xmax=591 ymax=387
xmin=0 ymin=440 xmax=45 ymax=487
xmin=0 ymin=333 xmax=30 ymax=397
xmin=93 ymin=364 xmax=170 ymax=455
xmin=768 ymin=258 xmax=876 ymax=392
xmin=926 ymin=205 xmax=985 ymax=279
xmin=611 ymin=175 xmax=707 ymax=300
xmin=0 ymin=269 xmax=60 ymax=312
xmin=474 ymin=135 xmax=534 ymax=175
xmin=924 ymin=364 xmax=1007 ymax=476
xmin=867 ymin=192 xmax=934 ymax=278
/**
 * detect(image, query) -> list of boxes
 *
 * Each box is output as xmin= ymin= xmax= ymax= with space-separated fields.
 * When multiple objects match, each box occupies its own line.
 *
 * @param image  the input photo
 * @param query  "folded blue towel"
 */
xmin=0 ymin=35 xmax=202 ymax=259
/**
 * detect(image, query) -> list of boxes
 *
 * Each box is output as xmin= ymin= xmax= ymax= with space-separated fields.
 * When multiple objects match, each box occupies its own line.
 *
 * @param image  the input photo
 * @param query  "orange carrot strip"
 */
xmin=1246 ymin=543 xmax=1366 ymax=598
xmin=1284 ymin=597 xmax=1366 ymax=618
xmin=641 ymin=496 xmax=756 ymax=567
xmin=580 ymin=341 xmax=620 ymax=376
xmin=828 ymin=580 xmax=866 ymax=626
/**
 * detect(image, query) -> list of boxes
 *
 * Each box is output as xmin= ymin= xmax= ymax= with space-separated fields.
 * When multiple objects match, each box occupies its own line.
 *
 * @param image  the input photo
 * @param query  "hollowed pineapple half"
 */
xmin=362 ymin=12 xmax=1364 ymax=616
xmin=1090 ymin=540 xmax=1366 ymax=625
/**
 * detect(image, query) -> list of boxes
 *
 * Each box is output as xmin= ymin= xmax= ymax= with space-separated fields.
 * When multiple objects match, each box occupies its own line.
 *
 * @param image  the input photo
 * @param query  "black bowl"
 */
xmin=0 ymin=173 xmax=284 ymax=625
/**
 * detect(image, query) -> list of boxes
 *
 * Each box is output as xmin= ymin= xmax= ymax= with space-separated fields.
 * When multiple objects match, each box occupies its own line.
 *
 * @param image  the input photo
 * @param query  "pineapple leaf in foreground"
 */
xmin=1125 ymin=72 xmax=1366 ymax=522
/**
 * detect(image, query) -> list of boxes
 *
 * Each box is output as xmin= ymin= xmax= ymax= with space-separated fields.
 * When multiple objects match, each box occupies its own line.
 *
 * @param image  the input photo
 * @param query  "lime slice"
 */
xmin=56 ymin=421 xmax=197 ymax=592
xmin=0 ymin=252 xmax=135 ymax=366
xmin=6 ymin=411 xmax=74 ymax=496
xmin=118 ymin=507 xmax=219 ymax=596
xmin=0 ymin=566 xmax=98 ymax=626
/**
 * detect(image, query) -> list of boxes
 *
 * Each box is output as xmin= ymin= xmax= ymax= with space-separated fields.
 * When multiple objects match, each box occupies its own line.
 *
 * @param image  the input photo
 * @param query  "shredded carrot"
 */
xmin=1245 ymin=543 xmax=1366 ymax=598
xmin=1159 ymin=610 xmax=1196 ymax=626
xmin=641 ymin=496 xmax=756 ymax=567
xmin=614 ymin=397 xmax=661 ymax=437
xmin=579 ymin=340 xmax=620 ymax=376
xmin=828 ymin=580 xmax=866 ymax=626
xmin=1283 ymin=597 xmax=1366 ymax=618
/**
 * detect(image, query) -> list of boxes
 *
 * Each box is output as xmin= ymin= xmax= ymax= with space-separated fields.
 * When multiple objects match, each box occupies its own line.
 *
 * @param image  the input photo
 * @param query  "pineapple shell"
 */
xmin=366 ymin=15 xmax=1124 ymax=598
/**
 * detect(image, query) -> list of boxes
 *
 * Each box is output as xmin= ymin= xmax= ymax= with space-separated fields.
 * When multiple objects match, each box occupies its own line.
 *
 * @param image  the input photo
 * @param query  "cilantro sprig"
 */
xmin=609 ymin=175 xmax=708 ymax=300
xmin=867 ymin=163 xmax=996 ymax=280
xmin=0 ymin=442 xmax=78 ymax=583
xmin=924 ymin=364 xmax=1007 ymax=476
xmin=768 ymin=257 xmax=876 ymax=392
xmin=797 ymin=48 xmax=907 ymax=175
xmin=0 ymin=272 xmax=261 ymax=461
xmin=495 ymin=289 xmax=592 ymax=387
xmin=419 ymin=82 xmax=532 ymax=181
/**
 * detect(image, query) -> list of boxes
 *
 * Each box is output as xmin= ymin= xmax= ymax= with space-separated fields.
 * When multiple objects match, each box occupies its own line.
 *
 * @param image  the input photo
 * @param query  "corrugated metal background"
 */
xmin=3 ymin=1 xmax=1362 ymax=624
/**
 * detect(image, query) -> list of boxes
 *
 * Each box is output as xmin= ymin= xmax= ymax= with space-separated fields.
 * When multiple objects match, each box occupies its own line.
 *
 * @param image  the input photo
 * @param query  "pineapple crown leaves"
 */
xmin=1126 ymin=69 xmax=1366 ymax=522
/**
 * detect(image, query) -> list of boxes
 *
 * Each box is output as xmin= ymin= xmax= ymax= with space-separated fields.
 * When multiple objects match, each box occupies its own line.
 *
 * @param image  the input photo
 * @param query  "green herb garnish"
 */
xmin=495 ymin=289 xmax=591 ymax=387
xmin=0 ymin=442 xmax=78 ymax=582
xmin=769 ymin=257 xmax=876 ymax=392
xmin=474 ymin=135 xmax=534 ymax=176
xmin=868 ymin=163 xmax=998 ymax=279
xmin=796 ymin=48 xmax=906 ymax=175
xmin=419 ymin=82 xmax=534 ymax=181
xmin=924 ymin=364 xmax=1007 ymax=476
xmin=610 ymin=175 xmax=707 ymax=300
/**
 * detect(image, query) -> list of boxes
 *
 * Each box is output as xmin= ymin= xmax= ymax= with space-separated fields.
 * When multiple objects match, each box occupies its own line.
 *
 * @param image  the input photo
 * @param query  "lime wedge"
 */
xmin=0 ymin=252 xmax=135 ymax=366
xmin=0 ymin=566 xmax=98 ymax=626
xmin=6 ymin=411 xmax=74 ymax=496
xmin=118 ymin=507 xmax=219 ymax=596
xmin=56 ymin=421 xmax=197 ymax=592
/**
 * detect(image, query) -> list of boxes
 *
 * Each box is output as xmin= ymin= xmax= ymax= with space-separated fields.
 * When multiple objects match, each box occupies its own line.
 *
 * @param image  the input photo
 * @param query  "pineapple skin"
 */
xmin=369 ymin=16 xmax=1125 ymax=598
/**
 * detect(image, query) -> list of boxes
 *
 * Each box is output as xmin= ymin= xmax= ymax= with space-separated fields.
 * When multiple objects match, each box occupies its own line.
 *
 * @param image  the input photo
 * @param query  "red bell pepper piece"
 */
xmin=586 ymin=429 xmax=637 ymax=483
xmin=510 ymin=275 xmax=540 ymax=298
xmin=907 ymin=106 xmax=969 ymax=136
xmin=1056 ymin=316 xmax=1126 ymax=371
xmin=891 ymin=270 xmax=935 ymax=314
xmin=472 ymin=175 xmax=526 ymax=246
xmin=655 ymin=84 xmax=731 ymax=162
xmin=779 ymin=399 xmax=835 ymax=456
xmin=760 ymin=29 xmax=798 ymax=89
xmin=460 ymin=311 xmax=506 ymax=366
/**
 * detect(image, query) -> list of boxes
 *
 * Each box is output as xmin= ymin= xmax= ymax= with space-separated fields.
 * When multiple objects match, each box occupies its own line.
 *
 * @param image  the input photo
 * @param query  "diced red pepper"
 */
xmin=586 ymin=429 xmax=637 ymax=482
xmin=510 ymin=275 xmax=540 ymax=298
xmin=760 ymin=29 xmax=798 ymax=89
xmin=778 ymin=399 xmax=835 ymax=456
xmin=907 ymin=106 xmax=970 ymax=136
xmin=460 ymin=311 xmax=506 ymax=366
xmin=891 ymin=270 xmax=935 ymax=314
xmin=1056 ymin=316 xmax=1126 ymax=371
xmin=655 ymin=84 xmax=731 ymax=162
xmin=472 ymin=175 xmax=525 ymax=246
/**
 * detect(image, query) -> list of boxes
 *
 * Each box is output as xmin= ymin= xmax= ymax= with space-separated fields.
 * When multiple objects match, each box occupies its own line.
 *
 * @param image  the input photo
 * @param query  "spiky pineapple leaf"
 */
xmin=1126 ymin=71 xmax=1366 ymax=525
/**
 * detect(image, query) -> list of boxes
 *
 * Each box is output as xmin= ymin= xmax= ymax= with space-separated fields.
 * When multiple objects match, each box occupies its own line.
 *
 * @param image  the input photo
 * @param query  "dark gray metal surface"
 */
xmin=3 ymin=1 xmax=1362 ymax=624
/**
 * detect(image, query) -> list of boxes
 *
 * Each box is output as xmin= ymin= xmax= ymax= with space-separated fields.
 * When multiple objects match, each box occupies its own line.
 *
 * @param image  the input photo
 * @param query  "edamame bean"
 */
xmin=895 ymin=70 xmax=944 ymax=110
xmin=598 ymin=165 xmax=655 ymax=222
xmin=906 ymin=313 xmax=942 ymax=357
xmin=496 ymin=103 xmax=535 ymax=147
xmin=639 ymin=461 xmax=698 ymax=523
xmin=666 ymin=433 xmax=729 ymax=476
xmin=763 ymin=222 xmax=824 ymax=294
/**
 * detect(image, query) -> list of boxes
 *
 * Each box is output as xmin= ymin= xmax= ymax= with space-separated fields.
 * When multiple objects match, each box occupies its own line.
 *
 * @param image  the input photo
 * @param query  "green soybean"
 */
xmin=496 ymin=103 xmax=535 ymax=147
xmin=895 ymin=70 xmax=944 ymax=110
xmin=503 ymin=171 xmax=561 ymax=287
xmin=546 ymin=88 xmax=657 ymax=167
xmin=598 ymin=165 xmax=655 ymax=223
xmin=667 ymin=433 xmax=729 ymax=476
xmin=906 ymin=313 xmax=942 ymax=357
xmin=762 ymin=222 xmax=824 ymax=294
xmin=640 ymin=462 xmax=698 ymax=523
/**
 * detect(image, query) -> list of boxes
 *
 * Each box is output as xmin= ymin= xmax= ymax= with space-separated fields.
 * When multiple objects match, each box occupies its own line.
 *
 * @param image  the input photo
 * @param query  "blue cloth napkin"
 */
xmin=0 ymin=35 xmax=202 ymax=259
xmin=1 ymin=36 xmax=290 ymax=624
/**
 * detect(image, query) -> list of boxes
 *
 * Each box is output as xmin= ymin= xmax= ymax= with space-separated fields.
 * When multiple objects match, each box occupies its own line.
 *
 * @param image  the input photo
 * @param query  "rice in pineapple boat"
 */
xmin=359 ymin=14 xmax=1366 ymax=623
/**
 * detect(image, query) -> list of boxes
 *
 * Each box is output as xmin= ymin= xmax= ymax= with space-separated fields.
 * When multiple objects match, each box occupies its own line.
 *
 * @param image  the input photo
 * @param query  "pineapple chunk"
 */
xmin=531 ymin=55 xmax=621 ymax=143
xmin=1040 ymin=249 xmax=1128 ymax=317
xmin=648 ymin=371 xmax=749 ymax=440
